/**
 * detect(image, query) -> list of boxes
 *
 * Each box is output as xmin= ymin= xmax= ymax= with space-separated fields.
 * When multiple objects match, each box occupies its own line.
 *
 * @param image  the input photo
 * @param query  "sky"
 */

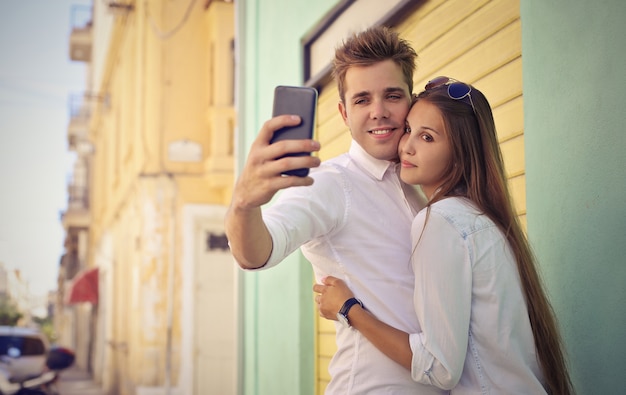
xmin=0 ymin=0 xmax=90 ymax=302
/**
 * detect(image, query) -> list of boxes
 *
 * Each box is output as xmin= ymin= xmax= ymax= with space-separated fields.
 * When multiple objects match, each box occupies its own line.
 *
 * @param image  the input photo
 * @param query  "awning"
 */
xmin=66 ymin=267 xmax=99 ymax=305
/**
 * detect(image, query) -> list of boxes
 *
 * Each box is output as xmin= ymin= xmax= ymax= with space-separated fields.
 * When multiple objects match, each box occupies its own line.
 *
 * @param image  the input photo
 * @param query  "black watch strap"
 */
xmin=338 ymin=297 xmax=364 ymax=327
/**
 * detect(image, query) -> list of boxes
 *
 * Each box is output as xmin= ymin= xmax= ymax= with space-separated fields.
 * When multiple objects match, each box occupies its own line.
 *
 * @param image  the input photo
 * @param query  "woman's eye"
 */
xmin=421 ymin=134 xmax=433 ymax=142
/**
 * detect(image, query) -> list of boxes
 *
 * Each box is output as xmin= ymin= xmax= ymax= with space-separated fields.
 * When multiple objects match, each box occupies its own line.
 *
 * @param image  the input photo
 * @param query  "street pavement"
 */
xmin=56 ymin=365 xmax=106 ymax=395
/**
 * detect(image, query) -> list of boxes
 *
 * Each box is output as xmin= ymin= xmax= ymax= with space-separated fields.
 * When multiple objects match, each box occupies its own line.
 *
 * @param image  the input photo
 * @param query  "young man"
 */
xmin=225 ymin=26 xmax=442 ymax=394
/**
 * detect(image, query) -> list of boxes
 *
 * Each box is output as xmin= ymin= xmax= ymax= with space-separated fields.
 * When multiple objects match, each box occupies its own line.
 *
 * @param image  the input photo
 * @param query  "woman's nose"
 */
xmin=399 ymin=136 xmax=414 ymax=155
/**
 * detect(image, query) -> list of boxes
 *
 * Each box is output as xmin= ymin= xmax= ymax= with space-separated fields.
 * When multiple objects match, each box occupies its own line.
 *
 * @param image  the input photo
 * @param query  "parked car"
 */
xmin=0 ymin=326 xmax=48 ymax=384
xmin=0 ymin=326 xmax=74 ymax=394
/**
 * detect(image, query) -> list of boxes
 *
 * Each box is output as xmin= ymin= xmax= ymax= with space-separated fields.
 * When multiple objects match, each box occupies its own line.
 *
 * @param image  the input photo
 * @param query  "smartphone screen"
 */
xmin=270 ymin=85 xmax=318 ymax=177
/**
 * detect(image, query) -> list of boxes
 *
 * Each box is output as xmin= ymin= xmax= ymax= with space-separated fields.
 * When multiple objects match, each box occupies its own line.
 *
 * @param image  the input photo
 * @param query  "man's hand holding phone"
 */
xmin=270 ymin=85 xmax=319 ymax=177
xmin=229 ymin=86 xmax=320 ymax=211
xmin=232 ymin=113 xmax=321 ymax=210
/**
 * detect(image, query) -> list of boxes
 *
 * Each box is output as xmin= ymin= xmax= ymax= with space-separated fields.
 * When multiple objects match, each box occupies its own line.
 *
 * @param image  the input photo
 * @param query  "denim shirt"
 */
xmin=408 ymin=197 xmax=546 ymax=394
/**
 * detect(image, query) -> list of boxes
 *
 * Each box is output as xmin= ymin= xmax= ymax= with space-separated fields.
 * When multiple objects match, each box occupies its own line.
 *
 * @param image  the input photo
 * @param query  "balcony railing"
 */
xmin=67 ymin=183 xmax=89 ymax=211
xmin=67 ymin=94 xmax=91 ymax=150
xmin=61 ymin=182 xmax=90 ymax=229
xmin=69 ymin=5 xmax=92 ymax=62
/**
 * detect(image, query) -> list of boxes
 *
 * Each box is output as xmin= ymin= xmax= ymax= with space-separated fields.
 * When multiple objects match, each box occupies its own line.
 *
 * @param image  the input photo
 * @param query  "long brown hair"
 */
xmin=415 ymin=84 xmax=574 ymax=394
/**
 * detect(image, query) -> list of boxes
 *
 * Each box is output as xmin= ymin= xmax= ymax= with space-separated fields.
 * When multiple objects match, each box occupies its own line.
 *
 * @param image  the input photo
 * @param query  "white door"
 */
xmin=181 ymin=204 xmax=237 ymax=395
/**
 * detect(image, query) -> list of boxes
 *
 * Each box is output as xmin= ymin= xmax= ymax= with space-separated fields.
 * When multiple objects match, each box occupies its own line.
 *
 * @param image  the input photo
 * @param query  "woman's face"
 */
xmin=399 ymin=100 xmax=452 ymax=199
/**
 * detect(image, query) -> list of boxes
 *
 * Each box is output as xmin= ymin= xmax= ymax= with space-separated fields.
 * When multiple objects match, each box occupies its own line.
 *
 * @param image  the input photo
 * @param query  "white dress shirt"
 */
xmin=258 ymin=141 xmax=445 ymax=394
xmin=408 ymin=197 xmax=546 ymax=394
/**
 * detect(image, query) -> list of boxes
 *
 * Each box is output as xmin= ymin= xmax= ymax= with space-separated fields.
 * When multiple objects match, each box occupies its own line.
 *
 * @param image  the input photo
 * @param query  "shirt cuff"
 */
xmin=409 ymin=332 xmax=435 ymax=384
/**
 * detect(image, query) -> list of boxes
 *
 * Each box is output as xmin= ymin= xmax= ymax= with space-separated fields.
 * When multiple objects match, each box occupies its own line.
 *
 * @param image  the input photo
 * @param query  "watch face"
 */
xmin=336 ymin=312 xmax=350 ymax=328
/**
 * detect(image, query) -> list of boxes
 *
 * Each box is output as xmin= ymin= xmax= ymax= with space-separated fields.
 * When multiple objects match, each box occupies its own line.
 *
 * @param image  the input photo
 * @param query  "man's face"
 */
xmin=338 ymin=59 xmax=411 ymax=161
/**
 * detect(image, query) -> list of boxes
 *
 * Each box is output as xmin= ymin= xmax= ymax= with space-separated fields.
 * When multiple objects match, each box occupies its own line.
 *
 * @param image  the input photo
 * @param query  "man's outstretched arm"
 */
xmin=225 ymin=203 xmax=272 ymax=269
xmin=225 ymin=115 xmax=320 ymax=269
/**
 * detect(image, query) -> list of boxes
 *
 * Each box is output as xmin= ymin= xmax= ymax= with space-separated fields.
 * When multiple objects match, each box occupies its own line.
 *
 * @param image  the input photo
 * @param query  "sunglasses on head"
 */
xmin=424 ymin=76 xmax=476 ymax=113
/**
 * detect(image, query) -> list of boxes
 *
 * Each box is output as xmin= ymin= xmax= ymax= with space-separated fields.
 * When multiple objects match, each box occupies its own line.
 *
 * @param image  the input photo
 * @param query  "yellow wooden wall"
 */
xmin=314 ymin=0 xmax=523 ymax=393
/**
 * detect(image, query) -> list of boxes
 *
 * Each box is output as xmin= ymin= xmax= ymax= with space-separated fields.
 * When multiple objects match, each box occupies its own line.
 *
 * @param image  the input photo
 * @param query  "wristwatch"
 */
xmin=336 ymin=297 xmax=364 ymax=328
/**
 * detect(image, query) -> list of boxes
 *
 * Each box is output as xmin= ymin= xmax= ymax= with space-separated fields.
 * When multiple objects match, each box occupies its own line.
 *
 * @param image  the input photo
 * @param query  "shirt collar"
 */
xmin=349 ymin=140 xmax=396 ymax=180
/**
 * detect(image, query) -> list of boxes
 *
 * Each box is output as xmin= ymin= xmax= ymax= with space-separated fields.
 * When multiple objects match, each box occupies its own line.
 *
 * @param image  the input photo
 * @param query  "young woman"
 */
xmin=314 ymin=77 xmax=574 ymax=394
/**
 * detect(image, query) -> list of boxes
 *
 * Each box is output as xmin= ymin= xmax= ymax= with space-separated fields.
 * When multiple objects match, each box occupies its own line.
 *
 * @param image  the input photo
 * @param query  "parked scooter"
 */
xmin=0 ymin=346 xmax=75 ymax=395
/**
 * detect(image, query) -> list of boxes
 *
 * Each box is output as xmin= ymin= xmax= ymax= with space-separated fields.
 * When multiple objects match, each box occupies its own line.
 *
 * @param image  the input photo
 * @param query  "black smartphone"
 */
xmin=270 ymin=85 xmax=318 ymax=177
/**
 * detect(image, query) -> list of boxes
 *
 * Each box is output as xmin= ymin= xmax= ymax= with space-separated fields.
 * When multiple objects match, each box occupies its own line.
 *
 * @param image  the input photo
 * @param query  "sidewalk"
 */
xmin=56 ymin=365 xmax=106 ymax=395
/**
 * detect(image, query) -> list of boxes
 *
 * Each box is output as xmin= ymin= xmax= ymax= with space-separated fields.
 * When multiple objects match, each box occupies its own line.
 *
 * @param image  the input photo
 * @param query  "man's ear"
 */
xmin=338 ymin=101 xmax=349 ymax=126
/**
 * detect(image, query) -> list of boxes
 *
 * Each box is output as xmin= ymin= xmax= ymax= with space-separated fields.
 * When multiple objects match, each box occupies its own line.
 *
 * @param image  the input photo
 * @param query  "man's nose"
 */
xmin=370 ymin=100 xmax=390 ymax=119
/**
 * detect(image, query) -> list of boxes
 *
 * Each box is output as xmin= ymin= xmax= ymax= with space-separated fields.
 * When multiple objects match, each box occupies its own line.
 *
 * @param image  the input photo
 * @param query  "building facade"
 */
xmin=60 ymin=1 xmax=236 ymax=394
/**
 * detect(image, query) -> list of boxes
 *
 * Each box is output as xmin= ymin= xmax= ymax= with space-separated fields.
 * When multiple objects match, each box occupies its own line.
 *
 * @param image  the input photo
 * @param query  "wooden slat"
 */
xmin=509 ymin=174 xmax=527 ymax=216
xmin=319 ymin=132 xmax=351 ymax=162
xmin=501 ymin=134 xmax=525 ymax=178
xmin=410 ymin=1 xmax=519 ymax=82
xmin=317 ymin=84 xmax=349 ymax=161
xmin=474 ymin=56 xmax=523 ymax=109
xmin=318 ymin=316 xmax=336 ymax=333
xmin=318 ymin=355 xmax=332 ymax=380
xmin=402 ymin=0 xmax=492 ymax=54
xmin=518 ymin=213 xmax=527 ymax=232
xmin=318 ymin=332 xmax=337 ymax=357
xmin=317 ymin=114 xmax=347 ymax=148
xmin=415 ymin=20 xmax=522 ymax=91
xmin=317 ymin=84 xmax=340 ymax=126
xmin=493 ymin=96 xmax=524 ymax=143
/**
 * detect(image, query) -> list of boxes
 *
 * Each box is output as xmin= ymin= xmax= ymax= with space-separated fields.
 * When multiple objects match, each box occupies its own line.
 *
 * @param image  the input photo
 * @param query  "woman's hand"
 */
xmin=313 ymin=276 xmax=355 ymax=320
xmin=314 ymin=277 xmax=414 ymax=372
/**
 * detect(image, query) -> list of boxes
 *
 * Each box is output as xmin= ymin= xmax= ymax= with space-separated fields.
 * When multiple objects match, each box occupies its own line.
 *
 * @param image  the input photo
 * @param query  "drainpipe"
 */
xmin=164 ymin=173 xmax=176 ymax=395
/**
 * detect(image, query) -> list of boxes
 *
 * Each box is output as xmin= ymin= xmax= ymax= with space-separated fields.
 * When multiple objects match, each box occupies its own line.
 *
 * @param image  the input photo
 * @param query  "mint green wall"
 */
xmin=522 ymin=1 xmax=626 ymax=393
xmin=235 ymin=2 xmax=338 ymax=394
